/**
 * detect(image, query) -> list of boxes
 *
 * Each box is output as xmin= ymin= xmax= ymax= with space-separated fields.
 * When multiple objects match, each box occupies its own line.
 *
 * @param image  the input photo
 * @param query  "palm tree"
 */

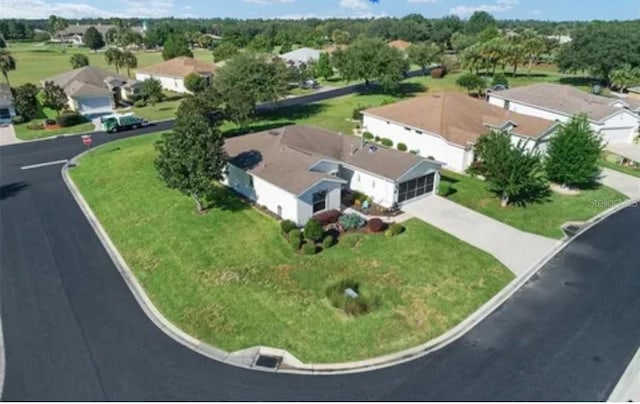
xmin=0 ymin=51 xmax=16 ymax=86
xmin=122 ymin=50 xmax=137 ymax=78
xmin=104 ymin=47 xmax=124 ymax=74
xmin=504 ymin=43 xmax=527 ymax=77
xmin=610 ymin=65 xmax=640 ymax=92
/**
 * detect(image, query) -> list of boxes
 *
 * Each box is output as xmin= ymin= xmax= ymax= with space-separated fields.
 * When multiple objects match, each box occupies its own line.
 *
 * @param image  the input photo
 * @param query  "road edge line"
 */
xmin=608 ymin=347 xmax=640 ymax=401
xmin=61 ymin=142 xmax=640 ymax=375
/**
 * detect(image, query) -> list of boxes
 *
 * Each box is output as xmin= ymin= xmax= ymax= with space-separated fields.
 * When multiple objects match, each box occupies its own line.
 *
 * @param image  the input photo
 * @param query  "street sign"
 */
xmin=82 ymin=135 xmax=92 ymax=147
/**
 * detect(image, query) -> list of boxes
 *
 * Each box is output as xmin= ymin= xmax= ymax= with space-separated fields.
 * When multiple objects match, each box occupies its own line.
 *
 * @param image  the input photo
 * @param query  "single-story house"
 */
xmin=52 ymin=23 xmax=145 ymax=46
xmin=135 ymin=57 xmax=217 ymax=94
xmin=487 ymin=83 xmax=640 ymax=145
xmin=388 ymin=39 xmax=412 ymax=52
xmin=362 ymin=92 xmax=559 ymax=172
xmin=0 ymin=83 xmax=16 ymax=124
xmin=223 ymin=125 xmax=442 ymax=225
xmin=279 ymin=47 xmax=322 ymax=67
xmin=42 ymin=66 xmax=141 ymax=116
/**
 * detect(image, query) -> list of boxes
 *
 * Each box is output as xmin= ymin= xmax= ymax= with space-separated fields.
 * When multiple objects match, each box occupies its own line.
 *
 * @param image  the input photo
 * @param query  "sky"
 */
xmin=1 ymin=0 xmax=638 ymax=21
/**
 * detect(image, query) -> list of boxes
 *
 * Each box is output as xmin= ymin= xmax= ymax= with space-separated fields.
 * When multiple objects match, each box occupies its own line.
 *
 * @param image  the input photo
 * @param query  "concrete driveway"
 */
xmin=403 ymin=196 xmax=559 ymax=275
xmin=599 ymin=167 xmax=640 ymax=198
xmin=0 ymin=124 xmax=21 ymax=146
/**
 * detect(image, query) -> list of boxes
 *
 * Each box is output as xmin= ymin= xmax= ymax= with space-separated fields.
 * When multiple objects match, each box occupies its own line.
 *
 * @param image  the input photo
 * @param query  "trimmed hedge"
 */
xmin=280 ymin=219 xmax=298 ymax=234
xmin=397 ymin=142 xmax=407 ymax=151
xmin=368 ymin=218 xmax=385 ymax=233
xmin=386 ymin=222 xmax=405 ymax=237
xmin=438 ymin=182 xmax=455 ymax=197
xmin=381 ymin=138 xmax=393 ymax=147
xmin=362 ymin=131 xmax=374 ymax=140
xmin=304 ymin=219 xmax=324 ymax=242
xmin=302 ymin=243 xmax=317 ymax=255
xmin=322 ymin=235 xmax=335 ymax=250
xmin=56 ymin=112 xmax=86 ymax=128
xmin=289 ymin=229 xmax=302 ymax=250
xmin=312 ymin=209 xmax=341 ymax=226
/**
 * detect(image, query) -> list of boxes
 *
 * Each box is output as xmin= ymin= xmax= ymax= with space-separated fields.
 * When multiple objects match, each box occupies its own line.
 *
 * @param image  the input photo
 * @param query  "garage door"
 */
xmin=600 ymin=128 xmax=634 ymax=145
xmin=77 ymin=96 xmax=112 ymax=115
xmin=398 ymin=173 xmax=435 ymax=203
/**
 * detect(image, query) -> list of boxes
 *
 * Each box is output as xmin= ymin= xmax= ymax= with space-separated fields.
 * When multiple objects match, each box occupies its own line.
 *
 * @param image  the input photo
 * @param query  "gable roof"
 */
xmin=363 ymin=92 xmax=558 ymax=148
xmin=136 ymin=57 xmax=217 ymax=78
xmin=488 ymin=83 xmax=634 ymax=122
xmin=43 ymin=66 xmax=124 ymax=98
xmin=388 ymin=40 xmax=412 ymax=51
xmin=224 ymin=125 xmax=436 ymax=195
xmin=279 ymin=48 xmax=322 ymax=64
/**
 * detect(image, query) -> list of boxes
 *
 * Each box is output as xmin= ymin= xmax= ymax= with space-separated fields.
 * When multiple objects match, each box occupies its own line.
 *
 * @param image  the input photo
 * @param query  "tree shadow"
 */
xmin=224 ymin=121 xmax=296 ymax=138
xmin=558 ymin=76 xmax=597 ymax=87
xmin=259 ymin=102 xmax=327 ymax=122
xmin=0 ymin=182 xmax=29 ymax=200
xmin=509 ymin=185 xmax=553 ymax=207
xmin=228 ymin=150 xmax=262 ymax=170
xmin=440 ymin=174 xmax=460 ymax=185
xmin=205 ymin=186 xmax=250 ymax=212
xmin=357 ymin=82 xmax=427 ymax=98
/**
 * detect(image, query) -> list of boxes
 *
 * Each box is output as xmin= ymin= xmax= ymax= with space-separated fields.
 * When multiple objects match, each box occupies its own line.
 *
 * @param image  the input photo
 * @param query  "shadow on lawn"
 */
xmin=559 ymin=76 xmax=598 ymax=87
xmin=508 ymin=185 xmax=553 ymax=207
xmin=205 ymin=186 xmax=250 ymax=212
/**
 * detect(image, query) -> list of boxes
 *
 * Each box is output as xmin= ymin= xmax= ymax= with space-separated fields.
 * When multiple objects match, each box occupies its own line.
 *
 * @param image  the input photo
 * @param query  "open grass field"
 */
xmin=439 ymin=170 xmax=627 ymax=239
xmin=5 ymin=42 xmax=213 ymax=86
xmin=69 ymin=133 xmax=513 ymax=363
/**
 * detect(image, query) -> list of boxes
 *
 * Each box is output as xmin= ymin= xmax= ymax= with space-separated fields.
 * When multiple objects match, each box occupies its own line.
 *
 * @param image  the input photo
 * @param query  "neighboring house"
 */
xmin=388 ymin=40 xmax=412 ymax=52
xmin=223 ymin=125 xmax=442 ymax=225
xmin=279 ymin=47 xmax=322 ymax=67
xmin=42 ymin=66 xmax=140 ymax=116
xmin=362 ymin=92 xmax=559 ymax=172
xmin=628 ymin=86 xmax=640 ymax=100
xmin=52 ymin=23 xmax=145 ymax=46
xmin=135 ymin=57 xmax=217 ymax=94
xmin=547 ymin=34 xmax=572 ymax=44
xmin=0 ymin=83 xmax=16 ymax=124
xmin=487 ymin=83 xmax=640 ymax=145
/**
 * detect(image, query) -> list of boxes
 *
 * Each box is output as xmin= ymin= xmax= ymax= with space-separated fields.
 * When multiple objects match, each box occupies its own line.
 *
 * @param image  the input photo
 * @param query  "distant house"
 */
xmin=135 ymin=57 xmax=217 ymax=94
xmin=42 ymin=66 xmax=141 ymax=116
xmin=279 ymin=47 xmax=322 ymax=67
xmin=388 ymin=40 xmax=412 ymax=52
xmin=362 ymin=92 xmax=559 ymax=172
xmin=0 ymin=83 xmax=16 ymax=124
xmin=53 ymin=23 xmax=145 ymax=46
xmin=487 ymin=83 xmax=640 ymax=145
xmin=546 ymin=34 xmax=572 ymax=44
xmin=223 ymin=125 xmax=442 ymax=225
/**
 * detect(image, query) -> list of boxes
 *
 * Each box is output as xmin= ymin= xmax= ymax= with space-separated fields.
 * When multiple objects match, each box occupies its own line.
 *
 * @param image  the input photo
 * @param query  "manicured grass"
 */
xmin=439 ymin=170 xmax=628 ymax=239
xmin=14 ymin=120 xmax=95 ymax=140
xmin=70 ymin=134 xmax=513 ymax=363
xmin=6 ymin=41 xmax=213 ymax=86
xmin=601 ymin=152 xmax=640 ymax=178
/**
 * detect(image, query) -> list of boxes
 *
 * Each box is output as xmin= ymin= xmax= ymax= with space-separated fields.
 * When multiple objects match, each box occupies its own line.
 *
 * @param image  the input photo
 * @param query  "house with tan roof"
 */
xmin=135 ymin=56 xmax=217 ymax=94
xmin=362 ymin=92 xmax=560 ymax=172
xmin=487 ymin=83 xmax=640 ymax=145
xmin=388 ymin=40 xmax=412 ymax=52
xmin=223 ymin=125 xmax=442 ymax=225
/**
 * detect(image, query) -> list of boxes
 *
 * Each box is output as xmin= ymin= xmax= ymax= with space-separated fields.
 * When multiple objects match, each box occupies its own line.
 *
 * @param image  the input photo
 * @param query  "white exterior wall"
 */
xmin=297 ymin=181 xmax=342 ymax=225
xmin=363 ymin=114 xmax=470 ymax=172
xmin=343 ymin=166 xmax=396 ymax=208
xmin=136 ymin=73 xmax=188 ymax=94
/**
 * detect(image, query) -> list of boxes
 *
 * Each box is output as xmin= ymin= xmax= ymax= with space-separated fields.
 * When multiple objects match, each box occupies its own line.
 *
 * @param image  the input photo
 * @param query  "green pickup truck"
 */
xmin=100 ymin=113 xmax=148 ymax=133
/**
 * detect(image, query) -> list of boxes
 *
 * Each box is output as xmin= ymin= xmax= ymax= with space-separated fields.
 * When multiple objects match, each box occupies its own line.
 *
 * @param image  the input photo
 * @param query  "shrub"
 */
xmin=409 ymin=149 xmax=419 ymax=155
xmin=362 ymin=131 xmax=374 ymax=140
xmin=325 ymin=279 xmax=378 ymax=316
xmin=397 ymin=142 xmax=407 ymax=152
xmin=322 ymin=235 xmax=335 ymax=249
xmin=374 ymin=136 xmax=381 ymax=142
xmin=388 ymin=222 xmax=405 ymax=236
xmin=368 ymin=218 xmax=385 ymax=233
xmin=27 ymin=122 xmax=44 ymax=130
xmin=11 ymin=115 xmax=25 ymax=125
xmin=381 ymin=138 xmax=393 ymax=147
xmin=384 ymin=229 xmax=394 ymax=238
xmin=312 ymin=209 xmax=341 ymax=226
xmin=466 ymin=160 xmax=486 ymax=177
xmin=280 ymin=219 xmax=298 ymax=234
xmin=438 ymin=182 xmax=456 ymax=197
xmin=491 ymin=73 xmax=509 ymax=88
xmin=303 ymin=219 xmax=324 ymax=242
xmin=56 ymin=112 xmax=86 ymax=128
xmin=289 ymin=229 xmax=302 ymax=250
xmin=339 ymin=213 xmax=366 ymax=231
xmin=302 ymin=243 xmax=317 ymax=255
xmin=380 ymin=97 xmax=395 ymax=106
xmin=134 ymin=99 xmax=147 ymax=108
xmin=352 ymin=191 xmax=368 ymax=203
xmin=430 ymin=66 xmax=446 ymax=79
xmin=352 ymin=104 xmax=369 ymax=121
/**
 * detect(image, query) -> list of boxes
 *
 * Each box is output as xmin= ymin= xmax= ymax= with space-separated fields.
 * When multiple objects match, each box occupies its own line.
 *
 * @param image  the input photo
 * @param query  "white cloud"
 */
xmin=0 ymin=0 xmax=175 ymax=18
xmin=531 ymin=9 xmax=542 ymax=15
xmin=450 ymin=0 xmax=519 ymax=17
xmin=339 ymin=0 xmax=370 ymax=11
xmin=407 ymin=0 xmax=437 ymax=3
xmin=243 ymin=0 xmax=294 ymax=4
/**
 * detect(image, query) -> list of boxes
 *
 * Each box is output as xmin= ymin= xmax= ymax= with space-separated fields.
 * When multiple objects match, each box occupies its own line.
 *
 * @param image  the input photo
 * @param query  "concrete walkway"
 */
xmin=599 ymin=167 xmax=640 ymax=198
xmin=0 ymin=124 xmax=21 ymax=146
xmin=403 ymin=196 xmax=559 ymax=275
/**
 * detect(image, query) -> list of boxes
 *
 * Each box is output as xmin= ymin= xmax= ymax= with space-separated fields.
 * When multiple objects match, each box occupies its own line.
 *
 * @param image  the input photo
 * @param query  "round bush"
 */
xmin=374 ymin=136 xmax=381 ymax=142
xmin=368 ymin=218 xmax=385 ymax=233
xmin=322 ymin=235 xmax=335 ymax=250
xmin=280 ymin=219 xmax=297 ymax=234
xmin=381 ymin=138 xmax=393 ymax=147
xmin=288 ymin=229 xmax=302 ymax=250
xmin=362 ymin=131 xmax=374 ymax=140
xmin=389 ymin=222 xmax=405 ymax=236
xmin=339 ymin=213 xmax=366 ymax=231
xmin=134 ymin=99 xmax=147 ymax=108
xmin=303 ymin=219 xmax=324 ymax=242
xmin=397 ymin=142 xmax=407 ymax=152
xmin=438 ymin=182 xmax=455 ymax=197
xmin=384 ymin=229 xmax=394 ymax=238
xmin=302 ymin=243 xmax=317 ymax=255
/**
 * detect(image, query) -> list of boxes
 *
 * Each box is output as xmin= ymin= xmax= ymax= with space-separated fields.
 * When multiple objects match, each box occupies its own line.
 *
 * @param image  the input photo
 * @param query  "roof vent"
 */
xmin=368 ymin=146 xmax=378 ymax=153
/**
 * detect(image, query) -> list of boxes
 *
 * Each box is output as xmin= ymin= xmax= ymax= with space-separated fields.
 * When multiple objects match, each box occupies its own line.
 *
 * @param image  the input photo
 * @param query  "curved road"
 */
xmin=1 ymin=127 xmax=639 ymax=401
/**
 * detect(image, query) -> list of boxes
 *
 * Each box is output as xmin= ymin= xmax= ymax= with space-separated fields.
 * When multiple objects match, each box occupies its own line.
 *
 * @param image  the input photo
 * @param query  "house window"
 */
xmin=404 ymin=127 xmax=411 ymax=131
xmin=416 ymin=130 xmax=423 ymax=135
xmin=312 ymin=191 xmax=327 ymax=213
xmin=397 ymin=173 xmax=435 ymax=203
xmin=357 ymin=174 xmax=361 ymax=182
xmin=248 ymin=175 xmax=254 ymax=187
xmin=504 ymin=100 xmax=510 ymax=110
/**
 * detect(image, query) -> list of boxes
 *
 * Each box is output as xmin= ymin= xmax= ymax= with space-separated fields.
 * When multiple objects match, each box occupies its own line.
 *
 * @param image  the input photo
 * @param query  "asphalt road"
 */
xmin=1 ymin=127 xmax=639 ymax=401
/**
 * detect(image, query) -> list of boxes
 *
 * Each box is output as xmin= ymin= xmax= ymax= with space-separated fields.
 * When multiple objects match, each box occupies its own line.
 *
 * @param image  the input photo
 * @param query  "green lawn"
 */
xmin=69 ymin=134 xmax=513 ymax=363
xmin=601 ymin=152 xmax=640 ymax=178
xmin=439 ymin=170 xmax=627 ymax=239
xmin=6 ymin=41 xmax=213 ymax=86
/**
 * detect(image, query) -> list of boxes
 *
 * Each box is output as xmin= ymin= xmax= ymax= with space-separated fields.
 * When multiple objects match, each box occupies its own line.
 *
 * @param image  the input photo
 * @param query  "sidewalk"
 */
xmin=0 ymin=124 xmax=22 ymax=146
xmin=599 ymin=167 xmax=640 ymax=198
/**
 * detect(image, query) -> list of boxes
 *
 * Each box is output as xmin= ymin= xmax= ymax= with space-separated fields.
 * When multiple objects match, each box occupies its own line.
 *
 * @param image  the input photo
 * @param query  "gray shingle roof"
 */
xmin=43 ymin=66 xmax=124 ymax=98
xmin=279 ymin=48 xmax=321 ymax=65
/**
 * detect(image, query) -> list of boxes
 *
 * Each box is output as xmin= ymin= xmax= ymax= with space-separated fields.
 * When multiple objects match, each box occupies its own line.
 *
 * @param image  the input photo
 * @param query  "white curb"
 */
xmin=609 ymin=347 xmax=640 ymax=401
xmin=62 ymin=139 xmax=640 ymax=375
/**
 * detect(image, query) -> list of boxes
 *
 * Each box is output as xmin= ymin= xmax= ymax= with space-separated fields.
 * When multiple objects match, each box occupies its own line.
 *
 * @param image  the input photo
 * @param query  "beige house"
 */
xmin=135 ymin=57 xmax=217 ymax=94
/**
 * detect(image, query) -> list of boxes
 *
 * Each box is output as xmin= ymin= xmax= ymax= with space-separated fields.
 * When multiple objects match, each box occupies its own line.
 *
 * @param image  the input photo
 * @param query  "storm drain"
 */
xmin=254 ymin=354 xmax=282 ymax=369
